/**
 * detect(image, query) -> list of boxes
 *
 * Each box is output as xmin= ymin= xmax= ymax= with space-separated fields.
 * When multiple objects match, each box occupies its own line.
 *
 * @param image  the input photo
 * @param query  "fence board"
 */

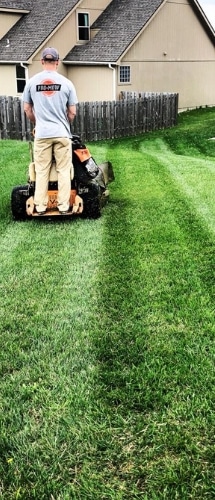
xmin=0 ymin=96 xmax=7 ymax=139
xmin=0 ymin=92 xmax=178 ymax=142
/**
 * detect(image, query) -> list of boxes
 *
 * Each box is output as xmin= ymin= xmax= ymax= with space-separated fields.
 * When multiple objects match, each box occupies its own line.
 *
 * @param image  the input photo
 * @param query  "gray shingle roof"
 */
xmin=0 ymin=1 xmax=32 ymax=10
xmin=0 ymin=0 xmax=214 ymax=65
xmin=65 ymin=0 xmax=164 ymax=63
xmin=0 ymin=0 xmax=80 ymax=62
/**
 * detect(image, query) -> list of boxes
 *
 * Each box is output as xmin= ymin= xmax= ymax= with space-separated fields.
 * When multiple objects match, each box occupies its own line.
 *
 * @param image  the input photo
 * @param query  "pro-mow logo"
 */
xmin=36 ymin=79 xmax=61 ymax=96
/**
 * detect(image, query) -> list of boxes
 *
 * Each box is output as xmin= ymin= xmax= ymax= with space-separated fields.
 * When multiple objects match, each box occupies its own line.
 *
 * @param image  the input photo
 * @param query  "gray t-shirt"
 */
xmin=22 ymin=70 xmax=78 ymax=139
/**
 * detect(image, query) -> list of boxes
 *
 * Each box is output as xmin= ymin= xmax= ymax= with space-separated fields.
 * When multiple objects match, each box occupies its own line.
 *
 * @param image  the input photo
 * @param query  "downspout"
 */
xmin=108 ymin=63 xmax=116 ymax=101
xmin=20 ymin=62 xmax=29 ymax=81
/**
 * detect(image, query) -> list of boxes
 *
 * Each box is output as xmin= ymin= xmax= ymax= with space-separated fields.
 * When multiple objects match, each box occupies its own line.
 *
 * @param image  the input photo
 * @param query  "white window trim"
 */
xmin=16 ymin=64 xmax=26 ymax=94
xmin=76 ymin=11 xmax=90 ymax=43
xmin=119 ymin=65 xmax=131 ymax=85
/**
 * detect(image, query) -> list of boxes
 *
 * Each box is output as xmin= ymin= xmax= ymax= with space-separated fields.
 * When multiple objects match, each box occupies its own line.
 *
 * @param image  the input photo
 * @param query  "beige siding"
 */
xmin=68 ymin=65 xmax=114 ymax=101
xmin=0 ymin=12 xmax=21 ymax=39
xmin=0 ymin=65 xmax=17 ymax=95
xmin=145 ymin=0 xmax=214 ymax=60
xmin=118 ymin=0 xmax=215 ymax=109
xmin=80 ymin=0 xmax=111 ymax=10
xmin=118 ymin=61 xmax=214 ymax=109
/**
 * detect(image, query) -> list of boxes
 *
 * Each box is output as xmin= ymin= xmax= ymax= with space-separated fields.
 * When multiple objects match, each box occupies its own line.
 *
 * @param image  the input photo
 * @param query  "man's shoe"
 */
xmin=35 ymin=205 xmax=46 ymax=215
xmin=59 ymin=209 xmax=69 ymax=215
xmin=36 ymin=210 xmax=46 ymax=215
xmin=58 ymin=205 xmax=70 ymax=214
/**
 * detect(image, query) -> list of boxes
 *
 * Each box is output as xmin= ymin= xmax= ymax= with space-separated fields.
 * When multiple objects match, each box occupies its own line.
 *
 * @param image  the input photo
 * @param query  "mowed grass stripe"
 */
xmin=140 ymin=138 xmax=215 ymax=236
xmin=0 ymin=216 xmax=110 ymax=498
xmin=88 ymin=141 xmax=215 ymax=498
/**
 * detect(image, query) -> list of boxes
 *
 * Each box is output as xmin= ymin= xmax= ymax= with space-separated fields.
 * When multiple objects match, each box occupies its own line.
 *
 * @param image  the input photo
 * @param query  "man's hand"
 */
xmin=67 ymin=105 xmax=76 ymax=122
xmin=23 ymin=102 xmax=36 ymax=124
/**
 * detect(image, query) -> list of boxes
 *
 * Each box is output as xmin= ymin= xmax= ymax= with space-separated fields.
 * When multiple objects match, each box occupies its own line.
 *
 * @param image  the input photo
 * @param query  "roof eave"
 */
xmin=192 ymin=0 xmax=215 ymax=42
xmin=63 ymin=60 xmax=118 ymax=65
xmin=0 ymin=59 xmax=28 ymax=64
xmin=0 ymin=8 xmax=30 ymax=13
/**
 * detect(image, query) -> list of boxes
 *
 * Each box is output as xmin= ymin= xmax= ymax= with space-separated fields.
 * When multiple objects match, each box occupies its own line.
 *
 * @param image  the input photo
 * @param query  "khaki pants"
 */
xmin=34 ymin=137 xmax=73 ymax=212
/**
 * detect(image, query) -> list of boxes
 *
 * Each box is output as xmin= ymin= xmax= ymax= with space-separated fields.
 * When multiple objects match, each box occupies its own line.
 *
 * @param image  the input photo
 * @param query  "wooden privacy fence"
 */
xmin=0 ymin=92 xmax=178 ymax=142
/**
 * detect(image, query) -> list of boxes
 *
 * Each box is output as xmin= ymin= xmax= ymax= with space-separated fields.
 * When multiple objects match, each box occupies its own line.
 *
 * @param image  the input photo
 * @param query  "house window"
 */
xmin=78 ymin=12 xmax=90 ymax=41
xmin=119 ymin=66 xmax=131 ymax=83
xmin=16 ymin=64 xmax=26 ymax=93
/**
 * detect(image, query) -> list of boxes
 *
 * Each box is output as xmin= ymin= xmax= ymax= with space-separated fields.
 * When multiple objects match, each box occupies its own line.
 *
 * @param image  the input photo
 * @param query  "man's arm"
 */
xmin=23 ymin=102 xmax=36 ymax=124
xmin=67 ymin=105 xmax=76 ymax=122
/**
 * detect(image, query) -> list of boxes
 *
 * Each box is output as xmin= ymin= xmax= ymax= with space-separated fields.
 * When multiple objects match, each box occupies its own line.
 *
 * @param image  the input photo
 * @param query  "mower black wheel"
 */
xmin=11 ymin=185 xmax=30 ymax=220
xmin=82 ymin=182 xmax=102 ymax=219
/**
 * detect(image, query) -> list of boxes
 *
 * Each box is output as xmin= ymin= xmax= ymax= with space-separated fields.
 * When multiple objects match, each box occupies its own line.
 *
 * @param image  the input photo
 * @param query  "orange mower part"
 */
xmin=26 ymin=189 xmax=83 ymax=217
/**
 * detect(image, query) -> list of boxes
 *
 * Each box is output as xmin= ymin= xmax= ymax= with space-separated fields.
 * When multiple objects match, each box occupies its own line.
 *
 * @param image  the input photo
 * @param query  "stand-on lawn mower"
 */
xmin=11 ymin=134 xmax=114 ymax=220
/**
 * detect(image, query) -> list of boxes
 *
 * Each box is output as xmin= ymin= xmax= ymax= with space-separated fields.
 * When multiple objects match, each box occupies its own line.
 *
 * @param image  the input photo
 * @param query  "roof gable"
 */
xmin=65 ymin=0 xmax=215 ymax=64
xmin=65 ymin=0 xmax=164 ymax=63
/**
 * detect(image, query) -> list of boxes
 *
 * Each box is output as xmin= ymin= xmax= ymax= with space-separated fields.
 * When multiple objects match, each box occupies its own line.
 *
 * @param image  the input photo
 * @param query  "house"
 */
xmin=0 ymin=0 xmax=214 ymax=110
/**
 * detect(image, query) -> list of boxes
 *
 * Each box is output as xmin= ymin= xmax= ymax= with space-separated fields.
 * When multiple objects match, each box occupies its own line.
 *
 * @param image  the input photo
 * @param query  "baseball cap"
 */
xmin=41 ymin=47 xmax=59 ymax=61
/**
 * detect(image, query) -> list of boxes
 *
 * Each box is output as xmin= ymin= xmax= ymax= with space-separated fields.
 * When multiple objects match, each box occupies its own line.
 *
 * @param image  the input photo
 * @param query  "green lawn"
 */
xmin=0 ymin=107 xmax=215 ymax=499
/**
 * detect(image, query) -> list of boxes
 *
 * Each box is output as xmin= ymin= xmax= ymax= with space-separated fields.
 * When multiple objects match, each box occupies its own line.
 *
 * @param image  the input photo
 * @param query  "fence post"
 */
xmin=0 ymin=95 xmax=7 ymax=139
